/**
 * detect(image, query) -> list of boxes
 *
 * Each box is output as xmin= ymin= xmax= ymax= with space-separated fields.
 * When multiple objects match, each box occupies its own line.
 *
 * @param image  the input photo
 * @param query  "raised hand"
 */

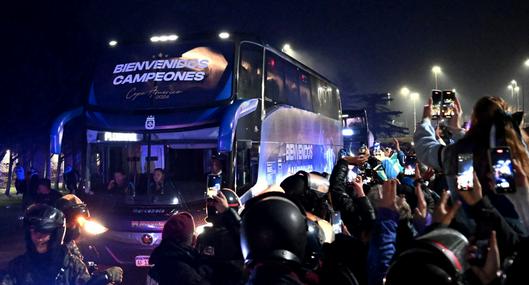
xmin=433 ymin=190 xmax=461 ymax=225
xmin=378 ymin=179 xmax=398 ymax=211
xmin=470 ymin=231 xmax=500 ymax=285
xmin=413 ymin=183 xmax=428 ymax=221
xmin=458 ymin=172 xmax=483 ymax=206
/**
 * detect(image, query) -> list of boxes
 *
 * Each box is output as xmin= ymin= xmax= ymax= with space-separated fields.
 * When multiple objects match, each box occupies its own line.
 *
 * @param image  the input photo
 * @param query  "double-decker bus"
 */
xmin=50 ymin=33 xmax=342 ymax=268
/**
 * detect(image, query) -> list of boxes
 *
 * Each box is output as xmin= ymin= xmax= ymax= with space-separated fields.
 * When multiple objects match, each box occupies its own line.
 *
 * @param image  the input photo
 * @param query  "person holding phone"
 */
xmin=414 ymin=96 xmax=528 ymax=258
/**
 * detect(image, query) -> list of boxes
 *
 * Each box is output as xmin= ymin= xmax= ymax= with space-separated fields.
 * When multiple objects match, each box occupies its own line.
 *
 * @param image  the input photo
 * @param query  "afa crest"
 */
xmin=145 ymin=115 xmax=156 ymax=130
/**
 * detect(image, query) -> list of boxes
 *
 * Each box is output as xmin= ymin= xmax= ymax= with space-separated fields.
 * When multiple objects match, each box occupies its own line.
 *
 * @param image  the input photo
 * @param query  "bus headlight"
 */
xmin=79 ymin=216 xmax=108 ymax=235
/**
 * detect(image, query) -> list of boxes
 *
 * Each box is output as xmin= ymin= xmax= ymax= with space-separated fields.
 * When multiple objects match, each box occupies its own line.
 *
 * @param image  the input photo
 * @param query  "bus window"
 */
xmin=299 ymin=72 xmax=313 ymax=111
xmin=236 ymin=140 xmax=259 ymax=195
xmin=238 ymin=43 xmax=263 ymax=99
xmin=284 ymin=64 xmax=301 ymax=108
xmin=265 ymin=53 xmax=285 ymax=103
xmin=311 ymin=78 xmax=339 ymax=119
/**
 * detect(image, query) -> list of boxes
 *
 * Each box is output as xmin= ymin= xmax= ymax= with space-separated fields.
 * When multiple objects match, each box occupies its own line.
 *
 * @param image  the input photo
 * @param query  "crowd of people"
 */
xmin=3 ymin=95 xmax=529 ymax=285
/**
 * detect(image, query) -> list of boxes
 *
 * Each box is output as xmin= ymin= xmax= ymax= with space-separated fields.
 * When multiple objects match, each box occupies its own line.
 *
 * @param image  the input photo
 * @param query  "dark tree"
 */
xmin=342 ymin=92 xmax=409 ymax=138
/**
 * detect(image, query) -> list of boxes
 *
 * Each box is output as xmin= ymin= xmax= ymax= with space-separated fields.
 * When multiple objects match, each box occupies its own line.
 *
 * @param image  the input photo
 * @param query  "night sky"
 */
xmin=1 ymin=0 xmax=529 ymax=141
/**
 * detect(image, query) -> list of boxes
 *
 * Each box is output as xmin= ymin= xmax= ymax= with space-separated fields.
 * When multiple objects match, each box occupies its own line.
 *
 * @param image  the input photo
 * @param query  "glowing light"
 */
xmin=282 ymin=43 xmax=293 ymax=55
xmin=172 ymin=197 xmax=179 ymax=204
xmin=514 ymin=86 xmax=520 ymax=92
xmin=108 ymin=40 xmax=118 ymax=47
xmin=218 ymin=32 xmax=230 ymax=39
xmin=432 ymin=66 xmax=442 ymax=74
xmin=150 ymin=34 xmax=178 ymax=42
xmin=410 ymin=92 xmax=420 ymax=101
xmin=103 ymin=132 xmax=139 ymax=142
xmin=195 ymin=223 xmax=213 ymax=236
xmin=342 ymin=128 xmax=354 ymax=136
xmin=79 ymin=217 xmax=108 ymax=235
xmin=525 ymin=58 xmax=529 ymax=67
xmin=511 ymin=80 xmax=517 ymax=85
xmin=400 ymin=87 xmax=410 ymax=96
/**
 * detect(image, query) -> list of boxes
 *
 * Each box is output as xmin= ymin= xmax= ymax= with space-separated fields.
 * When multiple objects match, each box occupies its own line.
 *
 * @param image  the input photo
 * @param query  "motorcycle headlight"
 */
xmin=78 ymin=216 xmax=108 ymax=235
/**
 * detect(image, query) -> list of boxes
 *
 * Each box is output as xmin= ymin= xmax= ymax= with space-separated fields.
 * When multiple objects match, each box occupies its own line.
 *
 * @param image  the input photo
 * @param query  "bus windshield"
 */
xmin=90 ymin=41 xmax=234 ymax=111
xmin=86 ymin=135 xmax=217 ymax=206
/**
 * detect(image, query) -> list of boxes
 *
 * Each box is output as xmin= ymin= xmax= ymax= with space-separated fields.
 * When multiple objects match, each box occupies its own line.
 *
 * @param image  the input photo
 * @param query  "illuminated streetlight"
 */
xmin=108 ymin=40 xmax=118 ymax=47
xmin=282 ymin=43 xmax=293 ymax=55
xmin=400 ymin=87 xmax=410 ymax=97
xmin=432 ymin=66 xmax=442 ymax=89
xmin=525 ymin=58 xmax=529 ymax=67
xmin=218 ymin=32 xmax=230 ymax=39
xmin=508 ymin=80 xmax=520 ymax=111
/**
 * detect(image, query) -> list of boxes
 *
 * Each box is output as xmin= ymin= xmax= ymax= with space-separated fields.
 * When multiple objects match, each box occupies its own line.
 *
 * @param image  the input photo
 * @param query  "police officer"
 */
xmin=240 ymin=193 xmax=309 ymax=285
xmin=55 ymin=194 xmax=123 ymax=283
xmin=196 ymin=189 xmax=244 ymax=285
xmin=1 ymin=204 xmax=120 ymax=285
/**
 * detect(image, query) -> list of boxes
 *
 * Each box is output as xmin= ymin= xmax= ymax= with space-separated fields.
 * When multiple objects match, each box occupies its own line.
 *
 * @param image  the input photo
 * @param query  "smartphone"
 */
xmin=206 ymin=174 xmax=221 ymax=197
xmin=331 ymin=211 xmax=342 ymax=234
xmin=347 ymin=165 xmax=357 ymax=184
xmin=457 ymin=153 xmax=474 ymax=191
xmin=404 ymin=156 xmax=417 ymax=176
xmin=468 ymin=239 xmax=489 ymax=267
xmin=441 ymin=90 xmax=456 ymax=119
xmin=489 ymin=147 xmax=516 ymax=194
xmin=431 ymin=90 xmax=442 ymax=119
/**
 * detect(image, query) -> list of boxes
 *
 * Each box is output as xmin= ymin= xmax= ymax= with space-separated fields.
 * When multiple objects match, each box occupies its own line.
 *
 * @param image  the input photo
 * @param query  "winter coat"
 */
xmin=148 ymin=240 xmax=211 ymax=285
xmin=1 ymin=247 xmax=91 ymax=285
xmin=329 ymin=159 xmax=376 ymax=237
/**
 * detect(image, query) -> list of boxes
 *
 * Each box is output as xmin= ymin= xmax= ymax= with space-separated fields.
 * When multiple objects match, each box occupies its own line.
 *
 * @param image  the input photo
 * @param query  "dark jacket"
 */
xmin=196 ymin=209 xmax=244 ymax=285
xmin=1 ymin=247 xmax=91 ymax=285
xmin=246 ymin=263 xmax=305 ymax=285
xmin=329 ymin=159 xmax=376 ymax=237
xmin=148 ymin=240 xmax=211 ymax=285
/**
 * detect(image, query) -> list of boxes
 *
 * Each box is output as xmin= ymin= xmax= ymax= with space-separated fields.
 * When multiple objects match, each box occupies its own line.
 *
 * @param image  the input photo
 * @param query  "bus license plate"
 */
xmin=135 ymin=255 xmax=150 ymax=267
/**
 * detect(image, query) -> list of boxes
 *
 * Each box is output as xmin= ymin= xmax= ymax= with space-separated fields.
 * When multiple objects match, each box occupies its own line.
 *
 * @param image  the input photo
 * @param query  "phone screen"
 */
xmin=404 ymin=156 xmax=417 ymax=176
xmin=457 ymin=153 xmax=474 ymax=191
xmin=490 ymin=147 xmax=516 ymax=194
xmin=431 ymin=90 xmax=442 ymax=119
xmin=441 ymin=91 xmax=456 ymax=118
xmin=347 ymin=165 xmax=357 ymax=183
xmin=332 ymin=212 xmax=342 ymax=234
xmin=206 ymin=174 xmax=221 ymax=197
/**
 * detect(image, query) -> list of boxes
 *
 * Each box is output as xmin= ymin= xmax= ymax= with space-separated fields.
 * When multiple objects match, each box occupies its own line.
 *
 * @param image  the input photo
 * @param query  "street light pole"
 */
xmin=410 ymin=92 xmax=420 ymax=132
xmin=432 ymin=66 xmax=442 ymax=89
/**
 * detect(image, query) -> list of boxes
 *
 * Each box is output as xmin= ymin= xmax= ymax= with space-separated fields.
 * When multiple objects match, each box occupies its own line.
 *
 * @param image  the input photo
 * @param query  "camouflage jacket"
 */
xmin=1 ymin=248 xmax=91 ymax=285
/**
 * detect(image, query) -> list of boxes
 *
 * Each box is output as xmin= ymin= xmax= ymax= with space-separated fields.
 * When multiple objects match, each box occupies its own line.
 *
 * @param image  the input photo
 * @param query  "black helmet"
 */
xmin=220 ymin=188 xmax=241 ymax=211
xmin=280 ymin=171 xmax=330 ymax=219
xmin=23 ymin=204 xmax=66 ymax=253
xmin=55 ymin=194 xmax=89 ymax=242
xmin=240 ymin=192 xmax=308 ymax=266
xmin=385 ymin=228 xmax=468 ymax=285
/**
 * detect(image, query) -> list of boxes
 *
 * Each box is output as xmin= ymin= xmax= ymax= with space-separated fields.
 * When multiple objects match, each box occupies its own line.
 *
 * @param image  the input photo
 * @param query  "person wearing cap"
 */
xmin=148 ymin=212 xmax=212 ymax=285
xmin=1 ymin=204 xmax=117 ymax=285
